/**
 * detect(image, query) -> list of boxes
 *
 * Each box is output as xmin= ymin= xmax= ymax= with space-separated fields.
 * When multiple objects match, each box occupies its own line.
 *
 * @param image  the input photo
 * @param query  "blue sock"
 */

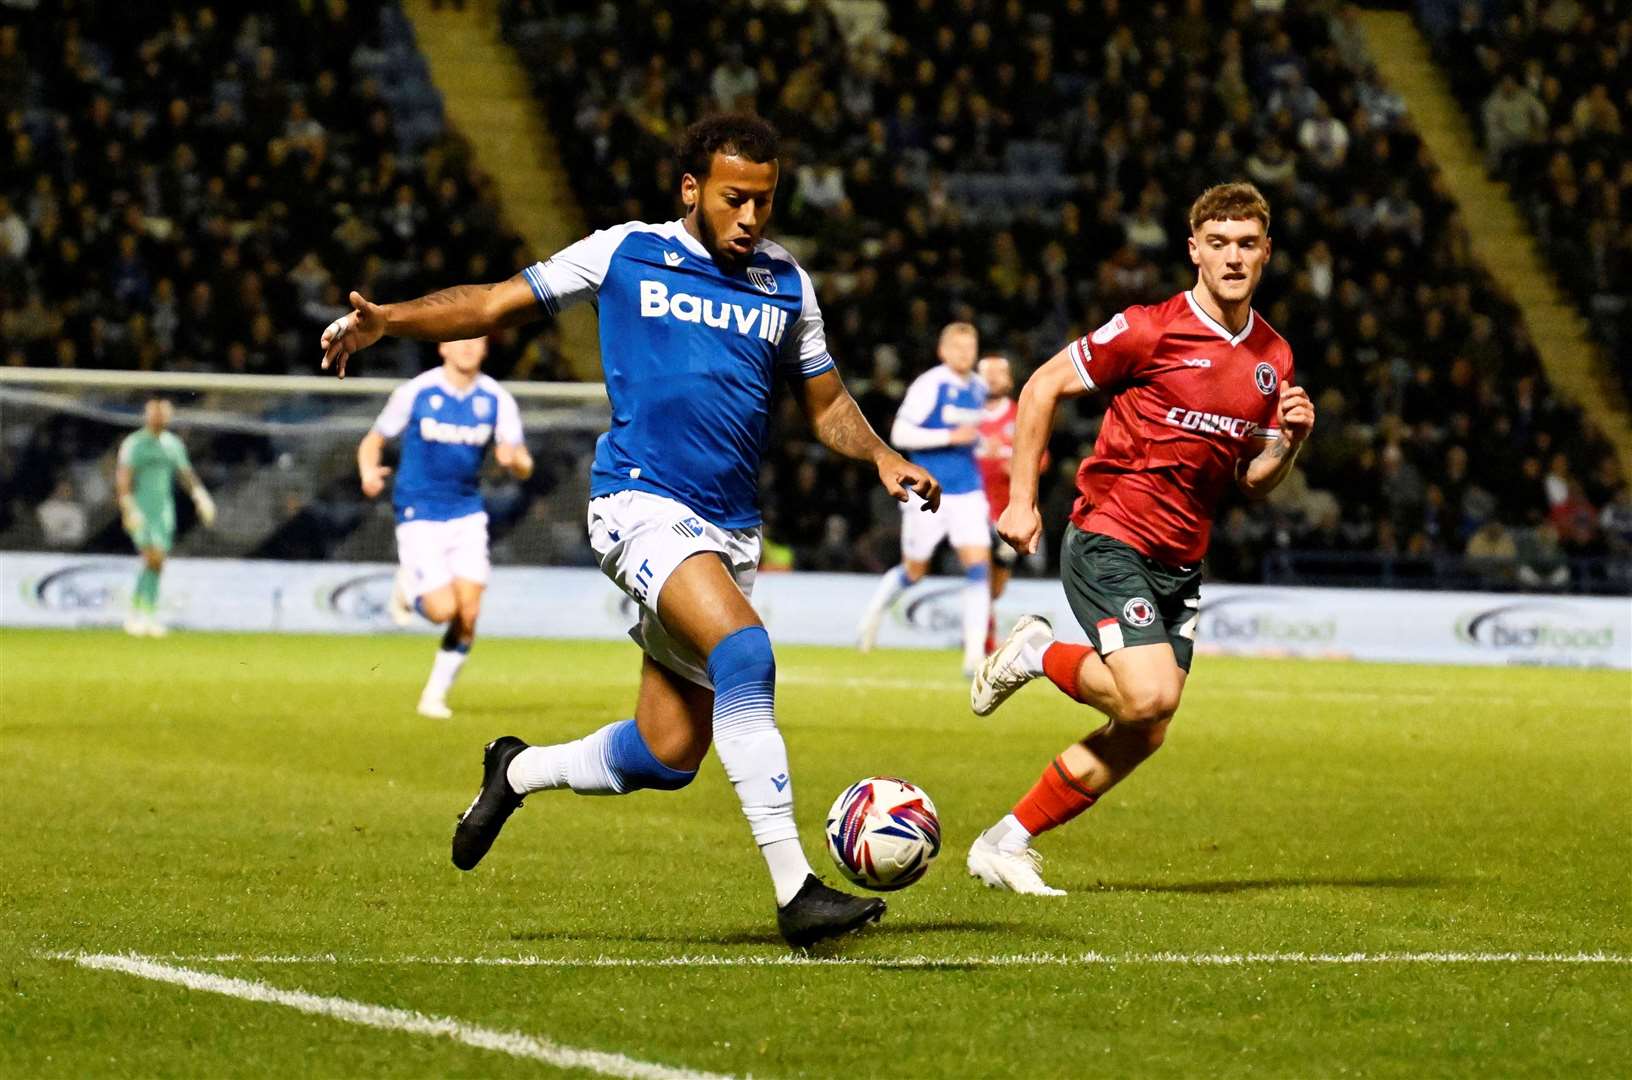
xmin=604 ymin=718 xmax=696 ymax=791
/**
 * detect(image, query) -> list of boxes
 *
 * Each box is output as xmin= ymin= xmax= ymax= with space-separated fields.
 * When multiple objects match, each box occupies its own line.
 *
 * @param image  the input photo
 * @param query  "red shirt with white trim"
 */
xmin=1062 ymin=290 xmax=1295 ymax=566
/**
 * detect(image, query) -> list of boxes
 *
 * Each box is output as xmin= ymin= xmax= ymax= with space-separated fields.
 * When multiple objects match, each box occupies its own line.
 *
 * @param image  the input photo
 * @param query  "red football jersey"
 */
xmin=1064 ymin=291 xmax=1295 ymax=566
xmin=976 ymin=397 xmax=1017 ymax=521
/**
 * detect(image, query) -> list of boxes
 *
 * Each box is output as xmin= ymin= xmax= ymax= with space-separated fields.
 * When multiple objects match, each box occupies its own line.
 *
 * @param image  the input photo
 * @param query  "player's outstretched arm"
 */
xmin=1236 ymin=384 xmax=1315 ymax=498
xmin=494 ymin=442 xmax=534 ymax=481
xmin=998 ymin=348 xmax=1086 ymax=555
xmin=320 ymin=274 xmax=541 ymax=378
xmin=796 ymin=369 xmax=942 ymax=511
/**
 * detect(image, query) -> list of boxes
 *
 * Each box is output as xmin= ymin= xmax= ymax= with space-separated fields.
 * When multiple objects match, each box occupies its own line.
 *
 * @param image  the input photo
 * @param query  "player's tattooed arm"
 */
xmin=1237 ymin=384 xmax=1314 ymax=498
xmin=321 ymin=275 xmax=539 ymax=378
xmin=797 ymin=369 xmax=942 ymax=511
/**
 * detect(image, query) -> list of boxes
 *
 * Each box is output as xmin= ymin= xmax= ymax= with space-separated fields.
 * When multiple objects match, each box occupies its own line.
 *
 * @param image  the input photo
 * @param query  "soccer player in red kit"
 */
xmin=966 ymin=182 xmax=1315 ymax=894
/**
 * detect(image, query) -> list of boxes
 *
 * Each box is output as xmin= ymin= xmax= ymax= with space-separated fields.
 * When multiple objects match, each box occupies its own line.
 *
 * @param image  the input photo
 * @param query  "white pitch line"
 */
xmin=56 ymin=950 xmax=1632 ymax=970
xmin=69 ymin=952 xmax=734 ymax=1080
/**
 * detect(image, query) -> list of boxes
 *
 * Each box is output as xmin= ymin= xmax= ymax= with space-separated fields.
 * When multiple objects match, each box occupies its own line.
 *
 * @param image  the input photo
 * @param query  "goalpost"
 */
xmin=0 ymin=368 xmax=611 ymax=567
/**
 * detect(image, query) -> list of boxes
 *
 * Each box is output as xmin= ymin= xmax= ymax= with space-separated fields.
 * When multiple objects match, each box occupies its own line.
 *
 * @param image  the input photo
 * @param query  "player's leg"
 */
xmin=453 ymin=649 xmax=709 ymax=871
xmin=418 ymin=514 xmax=492 ymax=718
xmin=857 ymin=494 xmax=941 ymax=650
xmin=969 ymin=528 xmax=1191 ymax=892
xmin=655 ymin=551 xmax=886 ymax=943
xmin=986 ymin=537 xmax=1016 ymax=654
xmin=950 ymin=494 xmax=995 ymax=673
xmin=138 ymin=546 xmax=168 ymax=636
xmin=419 ymin=578 xmax=482 ymax=718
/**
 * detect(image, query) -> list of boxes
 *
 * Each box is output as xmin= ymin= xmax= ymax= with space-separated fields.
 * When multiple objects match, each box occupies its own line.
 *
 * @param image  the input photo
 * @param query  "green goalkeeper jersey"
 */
xmin=118 ymin=429 xmax=192 ymax=519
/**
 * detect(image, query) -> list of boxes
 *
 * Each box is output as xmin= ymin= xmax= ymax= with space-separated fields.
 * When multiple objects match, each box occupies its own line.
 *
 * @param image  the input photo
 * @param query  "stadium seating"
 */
xmin=1416 ymin=0 xmax=1629 ymax=375
xmin=503 ymin=0 xmax=1625 ymax=589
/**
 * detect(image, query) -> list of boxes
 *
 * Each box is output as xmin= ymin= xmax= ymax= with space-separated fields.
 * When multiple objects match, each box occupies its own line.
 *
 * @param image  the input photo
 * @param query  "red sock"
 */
xmin=1012 ymin=755 xmax=1099 ymax=836
xmin=1041 ymin=642 xmax=1091 ymax=702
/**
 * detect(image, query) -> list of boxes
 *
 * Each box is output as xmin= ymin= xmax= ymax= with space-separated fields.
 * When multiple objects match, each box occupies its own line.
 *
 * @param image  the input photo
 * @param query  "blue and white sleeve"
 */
xmin=520 ymin=224 xmax=637 ymax=315
xmin=494 ymin=388 xmax=524 ymax=446
xmin=373 ymin=384 xmax=414 ymax=439
xmin=890 ymin=373 xmax=952 ymax=450
xmin=781 ymin=264 xmax=836 ymax=379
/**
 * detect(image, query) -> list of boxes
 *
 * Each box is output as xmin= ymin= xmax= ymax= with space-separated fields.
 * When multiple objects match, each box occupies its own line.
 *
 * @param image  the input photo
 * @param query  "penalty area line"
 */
xmin=55 ymin=950 xmax=1632 ymax=969
xmin=64 ymin=952 xmax=734 ymax=1080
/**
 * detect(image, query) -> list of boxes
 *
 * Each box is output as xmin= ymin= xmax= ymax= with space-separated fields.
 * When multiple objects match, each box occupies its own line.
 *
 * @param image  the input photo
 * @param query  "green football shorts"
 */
xmin=128 ymin=504 xmax=176 ymax=554
xmin=1060 ymin=526 xmax=1202 ymax=672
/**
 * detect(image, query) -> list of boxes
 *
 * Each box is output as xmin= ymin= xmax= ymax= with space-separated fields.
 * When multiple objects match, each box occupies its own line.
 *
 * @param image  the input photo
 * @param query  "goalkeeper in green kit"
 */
xmin=115 ymin=398 xmax=216 ymax=636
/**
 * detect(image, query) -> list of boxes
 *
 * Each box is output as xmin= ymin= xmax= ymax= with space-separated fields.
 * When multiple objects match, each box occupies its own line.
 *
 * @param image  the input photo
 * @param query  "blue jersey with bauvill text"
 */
xmin=522 ymin=220 xmax=834 ymax=529
xmin=895 ymin=366 xmax=987 ymax=495
xmin=373 ymin=369 xmax=524 ymax=524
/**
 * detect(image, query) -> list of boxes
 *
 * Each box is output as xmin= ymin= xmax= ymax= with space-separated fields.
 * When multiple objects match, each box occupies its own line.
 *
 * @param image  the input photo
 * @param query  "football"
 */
xmin=824 ymin=776 xmax=942 ymax=891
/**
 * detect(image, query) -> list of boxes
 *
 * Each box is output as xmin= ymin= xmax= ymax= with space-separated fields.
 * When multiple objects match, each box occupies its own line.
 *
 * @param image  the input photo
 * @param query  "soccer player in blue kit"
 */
xmin=320 ymin=115 xmax=941 ymax=947
xmin=357 ymin=336 xmax=533 ymax=719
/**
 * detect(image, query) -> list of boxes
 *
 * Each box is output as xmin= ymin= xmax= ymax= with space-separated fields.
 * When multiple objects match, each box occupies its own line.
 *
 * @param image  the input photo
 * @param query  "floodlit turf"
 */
xmin=2 ymin=628 xmax=1628 ymax=1078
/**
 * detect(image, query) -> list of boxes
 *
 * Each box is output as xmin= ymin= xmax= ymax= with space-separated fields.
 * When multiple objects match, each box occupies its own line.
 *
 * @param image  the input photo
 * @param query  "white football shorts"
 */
xmin=394 ymin=511 xmax=491 ymax=598
xmin=900 ymin=489 xmax=992 ymax=562
xmin=587 ymin=490 xmax=760 ymax=689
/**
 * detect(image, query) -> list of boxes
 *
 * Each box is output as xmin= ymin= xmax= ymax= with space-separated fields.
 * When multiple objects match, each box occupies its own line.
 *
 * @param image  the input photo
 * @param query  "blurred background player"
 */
xmin=115 ymin=397 xmax=216 ymax=636
xmin=973 ymin=354 xmax=1048 ymax=655
xmin=857 ymin=322 xmax=991 ymax=674
xmin=968 ymin=183 xmax=1315 ymax=894
xmin=356 ymin=336 xmax=533 ymax=720
xmin=321 ymin=114 xmax=939 ymax=948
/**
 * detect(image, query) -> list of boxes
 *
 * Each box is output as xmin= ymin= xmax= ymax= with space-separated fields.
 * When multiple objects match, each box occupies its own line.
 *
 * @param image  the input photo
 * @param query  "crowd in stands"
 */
xmin=504 ymin=0 xmax=1628 ymax=587
xmin=1 ymin=0 xmax=1626 ymax=591
xmin=0 ymin=1 xmax=547 ymax=380
xmin=1419 ymin=0 xmax=1629 ymax=380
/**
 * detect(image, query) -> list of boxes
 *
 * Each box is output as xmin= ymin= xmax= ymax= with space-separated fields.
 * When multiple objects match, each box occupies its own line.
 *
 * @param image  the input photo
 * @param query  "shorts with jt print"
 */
xmin=1060 ymin=526 xmax=1201 ymax=672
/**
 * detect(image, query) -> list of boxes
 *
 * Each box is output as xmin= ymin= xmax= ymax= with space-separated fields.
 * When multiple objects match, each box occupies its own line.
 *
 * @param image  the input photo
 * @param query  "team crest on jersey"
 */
xmin=747 ymin=266 xmax=777 ymax=294
xmin=1254 ymin=362 xmax=1277 ymax=395
xmin=1091 ymin=313 xmax=1129 ymax=345
xmin=1123 ymin=597 xmax=1156 ymax=627
xmin=430 ymin=394 xmax=444 ymax=409
xmin=473 ymin=397 xmax=491 ymax=419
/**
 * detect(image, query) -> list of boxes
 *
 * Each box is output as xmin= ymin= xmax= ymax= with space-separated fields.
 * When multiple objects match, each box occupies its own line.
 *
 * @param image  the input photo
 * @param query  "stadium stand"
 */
xmin=502 ymin=0 xmax=1625 ymax=591
xmin=1416 ymin=0 xmax=1629 ymax=380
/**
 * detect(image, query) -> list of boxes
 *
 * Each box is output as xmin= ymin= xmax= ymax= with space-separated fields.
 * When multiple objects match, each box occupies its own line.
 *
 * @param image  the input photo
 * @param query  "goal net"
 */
xmin=0 ymin=369 xmax=610 ymax=567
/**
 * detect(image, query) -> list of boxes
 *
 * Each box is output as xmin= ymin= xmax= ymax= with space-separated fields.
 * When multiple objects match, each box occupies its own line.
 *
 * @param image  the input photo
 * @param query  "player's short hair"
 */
xmin=677 ymin=114 xmax=780 ymax=180
xmin=939 ymin=321 xmax=978 ymax=342
xmin=1188 ymin=182 xmax=1271 ymax=235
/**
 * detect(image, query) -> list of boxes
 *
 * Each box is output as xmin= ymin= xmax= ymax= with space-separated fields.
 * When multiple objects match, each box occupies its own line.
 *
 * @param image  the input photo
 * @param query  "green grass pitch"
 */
xmin=2 ymin=628 xmax=1628 ymax=1078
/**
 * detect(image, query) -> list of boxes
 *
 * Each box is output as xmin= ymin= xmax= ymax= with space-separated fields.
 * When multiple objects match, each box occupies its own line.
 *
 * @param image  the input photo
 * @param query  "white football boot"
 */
xmin=970 ymin=614 xmax=1055 ymax=716
xmin=388 ymin=570 xmax=414 ymax=628
xmin=416 ymin=694 xmax=453 ymax=720
xmin=124 ymin=614 xmax=147 ymax=637
xmin=966 ymin=833 xmax=1067 ymax=896
xmin=144 ymin=620 xmax=169 ymax=638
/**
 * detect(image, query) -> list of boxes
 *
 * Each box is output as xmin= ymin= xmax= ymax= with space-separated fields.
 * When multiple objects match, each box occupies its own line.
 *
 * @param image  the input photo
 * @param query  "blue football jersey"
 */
xmin=892 ymin=365 xmax=987 ymax=495
xmin=373 ymin=369 xmax=524 ymax=523
xmin=523 ymin=220 xmax=833 ymax=529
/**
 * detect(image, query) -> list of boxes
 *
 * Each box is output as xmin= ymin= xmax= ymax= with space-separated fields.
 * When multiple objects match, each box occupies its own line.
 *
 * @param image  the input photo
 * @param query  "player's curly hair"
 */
xmin=677 ymin=113 xmax=780 ymax=179
xmin=1188 ymin=181 xmax=1271 ymax=234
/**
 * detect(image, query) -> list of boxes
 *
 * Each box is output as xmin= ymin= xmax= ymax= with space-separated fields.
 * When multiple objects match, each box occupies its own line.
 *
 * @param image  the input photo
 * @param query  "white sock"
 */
xmin=1016 ymin=634 xmax=1049 ymax=676
xmin=860 ymin=566 xmax=911 ymax=632
xmin=422 ymin=648 xmax=468 ymax=701
xmin=506 ymin=722 xmax=625 ymax=796
xmin=962 ymin=577 xmax=992 ymax=670
xmin=762 ymin=838 xmax=814 ymax=907
xmin=985 ymin=813 xmax=1032 ymax=856
xmin=713 ymin=684 xmax=813 ymax=906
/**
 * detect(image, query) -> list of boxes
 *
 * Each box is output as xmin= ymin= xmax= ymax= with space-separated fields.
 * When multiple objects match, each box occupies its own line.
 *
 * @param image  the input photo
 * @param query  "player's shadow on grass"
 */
xmin=508 ymin=919 xmax=1024 ymax=948
xmin=1085 ymin=873 xmax=1456 ymax=895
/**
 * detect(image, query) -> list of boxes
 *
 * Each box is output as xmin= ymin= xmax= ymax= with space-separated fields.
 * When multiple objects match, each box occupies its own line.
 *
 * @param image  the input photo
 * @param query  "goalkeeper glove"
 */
xmin=119 ymin=494 xmax=144 ymax=535
xmin=192 ymin=487 xmax=217 ymax=528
